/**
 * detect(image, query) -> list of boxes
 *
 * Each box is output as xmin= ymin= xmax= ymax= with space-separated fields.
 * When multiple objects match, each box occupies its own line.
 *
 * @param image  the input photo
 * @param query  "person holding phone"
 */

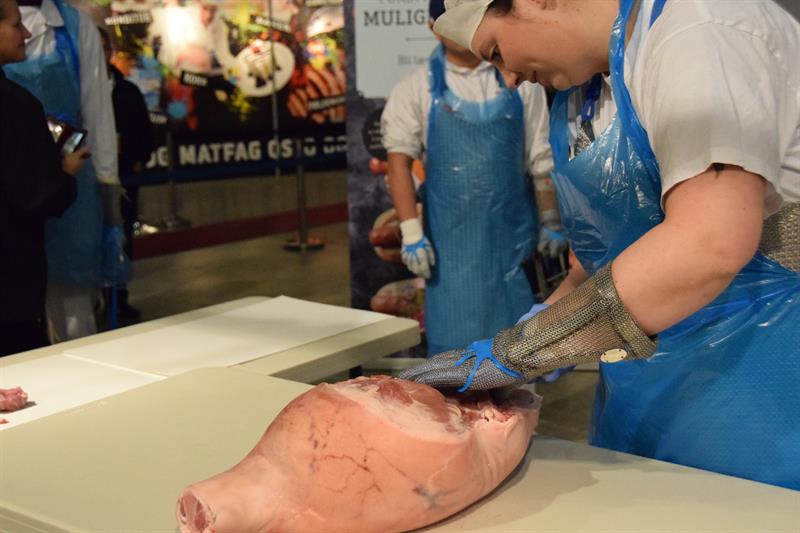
xmin=4 ymin=0 xmax=119 ymax=341
xmin=0 ymin=0 xmax=86 ymax=355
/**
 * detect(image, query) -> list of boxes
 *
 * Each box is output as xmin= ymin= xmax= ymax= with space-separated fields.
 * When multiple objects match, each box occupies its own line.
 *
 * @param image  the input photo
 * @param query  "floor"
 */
xmin=125 ymin=221 xmax=597 ymax=443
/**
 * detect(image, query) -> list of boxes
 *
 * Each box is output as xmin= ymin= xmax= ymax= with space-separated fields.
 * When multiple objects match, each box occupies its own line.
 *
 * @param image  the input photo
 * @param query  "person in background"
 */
xmin=401 ymin=0 xmax=800 ymax=490
xmin=99 ymin=26 xmax=153 ymax=323
xmin=381 ymin=0 xmax=564 ymax=356
xmin=0 ymin=0 xmax=85 ymax=356
xmin=4 ymin=0 xmax=119 ymax=341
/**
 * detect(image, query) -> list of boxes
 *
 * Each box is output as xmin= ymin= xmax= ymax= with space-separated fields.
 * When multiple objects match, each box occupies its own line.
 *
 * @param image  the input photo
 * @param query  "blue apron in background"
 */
xmin=423 ymin=45 xmax=537 ymax=355
xmin=3 ymin=0 xmax=102 ymax=288
xmin=549 ymin=0 xmax=800 ymax=489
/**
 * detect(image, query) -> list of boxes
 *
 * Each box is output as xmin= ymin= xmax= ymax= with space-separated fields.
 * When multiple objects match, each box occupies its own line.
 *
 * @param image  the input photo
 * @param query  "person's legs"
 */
xmin=46 ymin=279 xmax=98 ymax=342
xmin=117 ymin=184 xmax=141 ymax=320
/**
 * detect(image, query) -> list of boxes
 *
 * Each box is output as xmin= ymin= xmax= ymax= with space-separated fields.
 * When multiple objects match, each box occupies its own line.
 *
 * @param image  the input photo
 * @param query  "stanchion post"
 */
xmin=267 ymin=0 xmax=281 ymax=181
xmin=285 ymin=137 xmax=324 ymax=251
xmin=152 ymin=129 xmax=190 ymax=231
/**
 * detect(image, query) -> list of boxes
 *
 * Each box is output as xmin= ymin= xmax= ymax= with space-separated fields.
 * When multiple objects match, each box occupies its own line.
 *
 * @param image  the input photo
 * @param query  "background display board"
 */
xmin=354 ymin=0 xmax=437 ymax=98
xmin=345 ymin=0 xmax=435 ymax=355
xmin=73 ymin=0 xmax=348 ymax=183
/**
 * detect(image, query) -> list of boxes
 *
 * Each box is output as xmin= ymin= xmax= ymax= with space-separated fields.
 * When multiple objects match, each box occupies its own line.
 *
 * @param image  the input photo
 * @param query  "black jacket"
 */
xmin=0 ymin=69 xmax=77 ymax=324
xmin=109 ymin=64 xmax=153 ymax=177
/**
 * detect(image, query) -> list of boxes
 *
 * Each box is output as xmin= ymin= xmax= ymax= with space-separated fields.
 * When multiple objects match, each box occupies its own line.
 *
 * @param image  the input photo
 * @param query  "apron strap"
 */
xmin=650 ymin=0 xmax=668 ymax=27
xmin=52 ymin=0 xmax=81 ymax=91
xmin=428 ymin=44 xmax=447 ymax=96
xmin=580 ymin=74 xmax=603 ymax=123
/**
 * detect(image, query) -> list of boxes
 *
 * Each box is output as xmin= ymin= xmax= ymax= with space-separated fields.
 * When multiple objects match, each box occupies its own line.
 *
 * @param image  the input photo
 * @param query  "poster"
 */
xmin=345 ymin=0 xmax=435 ymax=356
xmin=353 ymin=0 xmax=435 ymax=99
xmin=74 ymin=0 xmax=348 ymax=182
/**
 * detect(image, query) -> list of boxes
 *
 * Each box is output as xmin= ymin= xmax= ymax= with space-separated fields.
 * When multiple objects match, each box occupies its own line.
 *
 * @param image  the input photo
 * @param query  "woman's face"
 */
xmin=471 ymin=0 xmax=607 ymax=91
xmin=0 ymin=0 xmax=30 ymax=66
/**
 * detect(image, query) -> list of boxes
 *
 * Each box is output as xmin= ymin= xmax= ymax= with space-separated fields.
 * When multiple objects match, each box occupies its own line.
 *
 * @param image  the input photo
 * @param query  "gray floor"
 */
xmin=126 ymin=221 xmax=595 ymax=443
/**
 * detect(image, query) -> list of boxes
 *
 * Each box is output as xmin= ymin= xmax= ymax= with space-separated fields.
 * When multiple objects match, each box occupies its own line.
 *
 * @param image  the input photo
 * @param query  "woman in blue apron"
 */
xmin=4 ymin=0 xmax=104 ymax=338
xmin=400 ymin=0 xmax=800 ymax=490
xmin=421 ymin=43 xmax=537 ymax=355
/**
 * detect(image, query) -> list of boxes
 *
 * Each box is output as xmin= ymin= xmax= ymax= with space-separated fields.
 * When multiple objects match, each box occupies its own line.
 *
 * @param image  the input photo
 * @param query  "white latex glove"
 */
xmin=537 ymin=209 xmax=568 ymax=258
xmin=399 ymin=218 xmax=435 ymax=279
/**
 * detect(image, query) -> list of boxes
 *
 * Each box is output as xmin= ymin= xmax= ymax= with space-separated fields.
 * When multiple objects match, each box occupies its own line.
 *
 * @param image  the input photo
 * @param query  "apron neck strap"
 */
xmin=650 ymin=0 xmax=668 ymax=27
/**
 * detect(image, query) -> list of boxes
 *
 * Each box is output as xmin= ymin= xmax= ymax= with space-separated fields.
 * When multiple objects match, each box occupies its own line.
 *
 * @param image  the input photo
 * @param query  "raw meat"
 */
xmin=177 ymin=376 xmax=539 ymax=533
xmin=368 ymin=225 xmax=401 ymax=248
xmin=0 ymin=387 xmax=28 ymax=412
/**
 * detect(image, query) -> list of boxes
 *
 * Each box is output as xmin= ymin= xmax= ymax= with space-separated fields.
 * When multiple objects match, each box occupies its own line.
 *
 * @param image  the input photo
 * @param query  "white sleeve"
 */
xmin=635 ymin=23 xmax=783 ymax=212
xmin=519 ymin=82 xmax=554 ymax=181
xmin=381 ymin=68 xmax=427 ymax=160
xmin=78 ymin=13 xmax=119 ymax=185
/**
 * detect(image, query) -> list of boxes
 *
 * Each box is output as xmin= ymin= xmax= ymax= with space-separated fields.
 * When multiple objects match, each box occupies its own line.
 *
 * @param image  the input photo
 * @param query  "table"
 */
xmin=1 ymin=367 xmax=796 ymax=533
xmin=0 ymin=297 xmax=419 ymax=427
xmin=1 ymin=298 xmax=419 ymax=380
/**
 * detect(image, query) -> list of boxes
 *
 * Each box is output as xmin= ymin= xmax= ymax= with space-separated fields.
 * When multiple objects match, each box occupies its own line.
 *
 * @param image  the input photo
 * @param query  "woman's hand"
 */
xmin=62 ymin=146 xmax=90 ymax=176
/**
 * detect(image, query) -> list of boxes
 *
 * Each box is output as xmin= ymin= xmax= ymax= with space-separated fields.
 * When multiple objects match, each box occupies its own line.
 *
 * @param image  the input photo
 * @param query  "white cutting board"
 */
xmin=0 ymin=354 xmax=162 ymax=430
xmin=63 ymin=296 xmax=389 ymax=376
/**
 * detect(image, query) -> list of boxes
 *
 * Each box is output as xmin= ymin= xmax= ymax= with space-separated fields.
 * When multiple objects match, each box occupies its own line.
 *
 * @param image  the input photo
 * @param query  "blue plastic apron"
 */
xmin=550 ymin=0 xmax=800 ymax=489
xmin=424 ymin=45 xmax=537 ymax=355
xmin=3 ymin=0 xmax=102 ymax=288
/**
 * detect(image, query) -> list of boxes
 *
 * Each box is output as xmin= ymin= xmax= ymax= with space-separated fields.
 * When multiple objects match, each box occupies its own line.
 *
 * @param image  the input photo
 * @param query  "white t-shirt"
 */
xmin=572 ymin=0 xmax=800 ymax=216
xmin=20 ymin=0 xmax=118 ymax=185
xmin=381 ymin=58 xmax=554 ymax=181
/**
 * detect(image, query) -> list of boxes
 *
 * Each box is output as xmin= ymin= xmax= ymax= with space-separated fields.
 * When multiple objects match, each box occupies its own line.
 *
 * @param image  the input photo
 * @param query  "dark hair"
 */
xmin=488 ymin=0 xmax=514 ymax=16
xmin=429 ymin=0 xmax=445 ymax=21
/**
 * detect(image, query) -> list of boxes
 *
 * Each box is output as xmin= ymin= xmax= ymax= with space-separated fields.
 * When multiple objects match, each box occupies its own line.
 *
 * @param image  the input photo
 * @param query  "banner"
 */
xmin=354 ymin=0 xmax=436 ymax=98
xmin=345 ymin=0 xmax=434 ymax=355
xmin=74 ymin=0 xmax=347 ymax=182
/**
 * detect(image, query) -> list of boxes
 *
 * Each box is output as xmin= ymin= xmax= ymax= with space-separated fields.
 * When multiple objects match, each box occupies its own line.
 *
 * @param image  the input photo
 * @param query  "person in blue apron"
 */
xmin=400 ymin=0 xmax=800 ymax=491
xmin=4 ymin=0 xmax=119 ymax=341
xmin=381 ymin=0 xmax=563 ymax=355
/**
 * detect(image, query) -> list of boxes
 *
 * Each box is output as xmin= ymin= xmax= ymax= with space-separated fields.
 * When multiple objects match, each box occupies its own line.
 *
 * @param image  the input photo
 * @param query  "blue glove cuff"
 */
xmin=542 ymin=227 xmax=565 ymax=240
xmin=455 ymin=339 xmax=523 ymax=392
xmin=402 ymin=239 xmax=427 ymax=253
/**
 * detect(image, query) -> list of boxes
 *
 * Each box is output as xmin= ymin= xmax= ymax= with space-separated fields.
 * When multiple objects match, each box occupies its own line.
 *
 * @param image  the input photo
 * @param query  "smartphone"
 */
xmin=46 ymin=116 xmax=87 ymax=155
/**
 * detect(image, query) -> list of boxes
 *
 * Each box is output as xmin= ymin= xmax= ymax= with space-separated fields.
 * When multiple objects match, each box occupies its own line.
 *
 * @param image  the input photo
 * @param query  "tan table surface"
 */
xmin=0 ymin=367 xmax=796 ymax=533
xmin=1 ymin=297 xmax=420 ymax=384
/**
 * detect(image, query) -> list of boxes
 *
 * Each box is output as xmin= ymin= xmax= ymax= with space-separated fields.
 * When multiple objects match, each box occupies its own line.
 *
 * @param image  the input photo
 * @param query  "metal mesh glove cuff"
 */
xmin=493 ymin=263 xmax=656 ymax=380
xmin=759 ymin=202 xmax=799 ymax=273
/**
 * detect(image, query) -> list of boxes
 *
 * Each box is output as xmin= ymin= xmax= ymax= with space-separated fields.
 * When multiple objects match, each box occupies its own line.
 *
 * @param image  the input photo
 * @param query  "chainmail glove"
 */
xmin=399 ymin=263 xmax=656 ymax=391
xmin=516 ymin=303 xmax=575 ymax=383
xmin=399 ymin=339 xmax=524 ymax=392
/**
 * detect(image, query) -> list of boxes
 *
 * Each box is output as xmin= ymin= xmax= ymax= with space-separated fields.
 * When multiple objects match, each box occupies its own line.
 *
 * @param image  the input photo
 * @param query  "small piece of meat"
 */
xmin=0 ymin=387 xmax=28 ymax=412
xmin=177 ymin=376 xmax=539 ymax=533
xmin=370 ymin=293 xmax=413 ymax=316
xmin=368 ymin=225 xmax=401 ymax=248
